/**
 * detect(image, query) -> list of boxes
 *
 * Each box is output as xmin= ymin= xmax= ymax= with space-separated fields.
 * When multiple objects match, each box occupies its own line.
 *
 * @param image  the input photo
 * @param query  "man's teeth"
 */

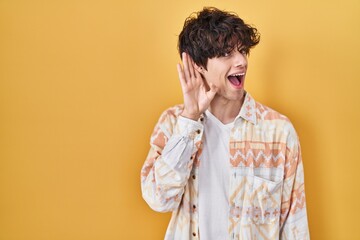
xmin=230 ymin=73 xmax=245 ymax=77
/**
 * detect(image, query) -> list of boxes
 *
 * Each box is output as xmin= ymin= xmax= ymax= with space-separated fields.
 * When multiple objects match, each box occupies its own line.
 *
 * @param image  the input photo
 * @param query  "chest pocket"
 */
xmin=251 ymin=175 xmax=283 ymax=224
xmin=231 ymin=167 xmax=283 ymax=224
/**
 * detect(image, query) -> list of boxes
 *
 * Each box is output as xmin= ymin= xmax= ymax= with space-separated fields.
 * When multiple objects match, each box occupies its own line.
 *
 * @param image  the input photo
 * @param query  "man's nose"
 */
xmin=233 ymin=51 xmax=247 ymax=67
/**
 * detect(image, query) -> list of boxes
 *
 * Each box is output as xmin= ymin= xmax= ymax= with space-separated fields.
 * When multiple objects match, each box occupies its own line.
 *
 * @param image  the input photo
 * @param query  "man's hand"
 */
xmin=177 ymin=52 xmax=218 ymax=121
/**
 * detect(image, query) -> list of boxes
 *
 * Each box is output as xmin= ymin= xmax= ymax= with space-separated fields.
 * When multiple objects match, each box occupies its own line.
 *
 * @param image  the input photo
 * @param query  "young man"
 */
xmin=141 ymin=7 xmax=310 ymax=240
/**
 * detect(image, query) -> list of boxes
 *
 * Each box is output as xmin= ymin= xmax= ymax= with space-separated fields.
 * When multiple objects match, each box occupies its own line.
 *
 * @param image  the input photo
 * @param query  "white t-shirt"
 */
xmin=198 ymin=110 xmax=234 ymax=240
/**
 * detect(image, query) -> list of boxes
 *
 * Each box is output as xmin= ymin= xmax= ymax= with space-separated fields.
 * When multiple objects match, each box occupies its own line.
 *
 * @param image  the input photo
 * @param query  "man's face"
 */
xmin=200 ymin=48 xmax=248 ymax=102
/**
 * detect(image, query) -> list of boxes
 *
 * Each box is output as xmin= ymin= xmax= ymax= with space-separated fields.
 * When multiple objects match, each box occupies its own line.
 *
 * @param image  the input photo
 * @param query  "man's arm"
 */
xmin=280 ymin=126 xmax=310 ymax=239
xmin=141 ymin=109 xmax=203 ymax=212
xmin=141 ymin=52 xmax=216 ymax=212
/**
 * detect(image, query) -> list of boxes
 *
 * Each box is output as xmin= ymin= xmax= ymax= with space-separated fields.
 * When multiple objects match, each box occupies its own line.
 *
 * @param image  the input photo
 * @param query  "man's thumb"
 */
xmin=207 ymin=83 xmax=218 ymax=98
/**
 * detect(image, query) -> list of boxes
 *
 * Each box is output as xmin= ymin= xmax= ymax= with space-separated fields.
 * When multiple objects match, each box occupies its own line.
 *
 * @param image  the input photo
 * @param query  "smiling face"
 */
xmin=178 ymin=7 xmax=260 ymax=108
xmin=198 ymin=47 xmax=248 ymax=102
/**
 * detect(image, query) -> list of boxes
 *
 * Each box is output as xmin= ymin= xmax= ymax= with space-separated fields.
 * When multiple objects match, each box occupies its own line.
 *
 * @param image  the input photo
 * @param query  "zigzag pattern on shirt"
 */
xmin=230 ymin=149 xmax=286 ymax=168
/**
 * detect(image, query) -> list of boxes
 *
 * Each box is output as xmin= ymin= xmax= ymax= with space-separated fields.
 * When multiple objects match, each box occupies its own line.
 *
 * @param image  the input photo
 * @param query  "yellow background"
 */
xmin=1 ymin=0 xmax=359 ymax=239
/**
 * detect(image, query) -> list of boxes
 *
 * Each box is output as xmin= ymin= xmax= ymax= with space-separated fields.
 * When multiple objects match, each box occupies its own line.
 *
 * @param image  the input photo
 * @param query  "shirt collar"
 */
xmin=235 ymin=91 xmax=257 ymax=125
xmin=199 ymin=91 xmax=257 ymax=125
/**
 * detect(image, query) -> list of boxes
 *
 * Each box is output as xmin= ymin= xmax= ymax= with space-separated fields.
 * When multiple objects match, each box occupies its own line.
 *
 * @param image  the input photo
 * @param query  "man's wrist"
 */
xmin=180 ymin=110 xmax=200 ymax=121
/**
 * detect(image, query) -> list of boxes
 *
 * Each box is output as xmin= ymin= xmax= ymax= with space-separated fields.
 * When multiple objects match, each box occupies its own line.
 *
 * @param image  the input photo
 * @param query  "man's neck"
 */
xmin=208 ymin=93 xmax=245 ymax=125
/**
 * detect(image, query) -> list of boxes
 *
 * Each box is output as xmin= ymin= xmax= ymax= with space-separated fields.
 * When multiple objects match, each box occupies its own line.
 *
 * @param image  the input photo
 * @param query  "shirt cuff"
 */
xmin=174 ymin=116 xmax=204 ymax=139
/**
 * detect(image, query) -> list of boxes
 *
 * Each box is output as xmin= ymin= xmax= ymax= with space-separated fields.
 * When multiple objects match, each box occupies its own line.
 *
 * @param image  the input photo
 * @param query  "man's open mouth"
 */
xmin=227 ymin=73 xmax=245 ymax=87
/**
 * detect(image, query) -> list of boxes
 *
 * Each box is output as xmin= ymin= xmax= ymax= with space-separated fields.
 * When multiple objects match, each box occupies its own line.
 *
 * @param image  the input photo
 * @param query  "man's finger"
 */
xmin=188 ymin=56 xmax=196 ymax=81
xmin=194 ymin=68 xmax=203 ymax=82
xmin=206 ymin=83 xmax=218 ymax=100
xmin=177 ymin=63 xmax=187 ymax=89
xmin=182 ymin=52 xmax=192 ymax=82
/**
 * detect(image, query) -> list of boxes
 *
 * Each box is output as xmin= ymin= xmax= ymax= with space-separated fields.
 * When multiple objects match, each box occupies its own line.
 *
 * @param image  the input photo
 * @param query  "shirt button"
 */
xmin=192 ymin=232 xmax=196 ymax=236
xmin=200 ymin=117 xmax=204 ymax=121
xmin=193 ymin=205 xmax=196 ymax=209
xmin=192 ymin=175 xmax=196 ymax=179
xmin=190 ymin=156 xmax=193 ymax=160
xmin=196 ymin=129 xmax=201 ymax=134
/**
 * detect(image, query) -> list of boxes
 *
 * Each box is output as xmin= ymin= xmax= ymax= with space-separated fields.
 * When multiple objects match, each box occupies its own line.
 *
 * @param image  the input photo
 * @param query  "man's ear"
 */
xmin=194 ymin=63 xmax=205 ymax=74
xmin=193 ymin=63 xmax=210 ymax=90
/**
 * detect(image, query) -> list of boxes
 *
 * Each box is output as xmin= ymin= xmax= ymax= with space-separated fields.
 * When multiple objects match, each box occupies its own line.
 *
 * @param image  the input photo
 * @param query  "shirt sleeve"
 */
xmin=141 ymin=110 xmax=203 ymax=212
xmin=280 ymin=126 xmax=310 ymax=239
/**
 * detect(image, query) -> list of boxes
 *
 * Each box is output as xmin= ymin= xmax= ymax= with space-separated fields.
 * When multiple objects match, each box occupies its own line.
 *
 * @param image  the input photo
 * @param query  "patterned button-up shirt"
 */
xmin=141 ymin=92 xmax=310 ymax=239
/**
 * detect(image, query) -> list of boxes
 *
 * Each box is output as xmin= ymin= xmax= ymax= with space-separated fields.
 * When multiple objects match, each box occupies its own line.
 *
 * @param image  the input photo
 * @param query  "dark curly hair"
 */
xmin=178 ymin=7 xmax=260 ymax=69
